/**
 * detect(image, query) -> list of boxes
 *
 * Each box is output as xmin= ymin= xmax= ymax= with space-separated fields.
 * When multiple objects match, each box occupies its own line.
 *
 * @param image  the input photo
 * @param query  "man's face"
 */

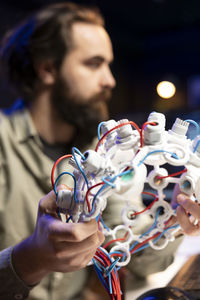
xmin=51 ymin=22 xmax=116 ymax=147
xmin=61 ymin=22 xmax=116 ymax=105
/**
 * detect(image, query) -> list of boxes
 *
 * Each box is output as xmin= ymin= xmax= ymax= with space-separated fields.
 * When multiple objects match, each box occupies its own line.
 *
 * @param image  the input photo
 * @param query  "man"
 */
xmin=0 ymin=3 xmax=114 ymax=299
xmin=0 ymin=2 xmax=190 ymax=300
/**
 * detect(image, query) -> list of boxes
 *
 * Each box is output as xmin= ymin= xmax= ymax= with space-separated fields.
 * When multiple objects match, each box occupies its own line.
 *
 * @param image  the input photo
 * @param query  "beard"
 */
xmin=50 ymin=76 xmax=112 ymax=150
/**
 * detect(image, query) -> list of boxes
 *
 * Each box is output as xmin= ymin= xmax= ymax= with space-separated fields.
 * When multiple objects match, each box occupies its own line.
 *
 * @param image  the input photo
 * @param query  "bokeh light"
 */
xmin=156 ymin=81 xmax=176 ymax=99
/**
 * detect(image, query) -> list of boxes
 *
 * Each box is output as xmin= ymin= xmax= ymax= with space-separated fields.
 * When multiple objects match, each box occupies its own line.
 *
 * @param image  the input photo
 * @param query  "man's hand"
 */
xmin=12 ymin=185 xmax=104 ymax=286
xmin=176 ymin=193 xmax=200 ymax=236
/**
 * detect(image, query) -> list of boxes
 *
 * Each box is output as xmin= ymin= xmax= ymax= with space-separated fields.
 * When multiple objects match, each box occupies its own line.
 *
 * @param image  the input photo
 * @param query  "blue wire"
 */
xmin=72 ymin=146 xmax=85 ymax=159
xmin=113 ymin=168 xmax=134 ymax=179
xmin=96 ymin=214 xmax=101 ymax=224
xmin=193 ymin=139 xmax=200 ymax=153
xmin=93 ymin=261 xmax=109 ymax=291
xmin=93 ymin=248 xmax=121 ymax=294
xmin=99 ymin=247 xmax=113 ymax=264
xmin=184 ymin=119 xmax=200 ymax=138
xmin=66 ymin=215 xmax=72 ymax=223
xmin=104 ymin=258 xmax=120 ymax=277
xmin=72 ymin=147 xmax=88 ymax=186
xmin=97 ymin=121 xmax=106 ymax=140
xmin=138 ymin=150 xmax=179 ymax=167
xmin=99 ymin=248 xmax=120 ymax=280
xmin=100 ymin=217 xmax=110 ymax=231
xmin=140 ymin=207 xmax=161 ymax=238
xmin=152 ymin=224 xmax=180 ymax=244
xmin=130 ymin=207 xmax=161 ymax=252
xmin=92 ymin=258 xmax=104 ymax=272
xmin=130 ymin=224 xmax=180 ymax=254
xmin=57 ymin=207 xmax=61 ymax=218
xmin=54 ymin=171 xmax=78 ymax=203
xmin=110 ymin=251 xmax=126 ymax=259
xmin=101 ymin=176 xmax=116 ymax=188
xmin=132 ymin=243 xmax=150 ymax=254
xmin=108 ymin=274 xmax=112 ymax=294
xmin=89 ymin=183 xmax=112 ymax=214
xmin=133 ymin=224 xmax=180 ymax=253
xmin=91 ymin=169 xmax=134 ymax=212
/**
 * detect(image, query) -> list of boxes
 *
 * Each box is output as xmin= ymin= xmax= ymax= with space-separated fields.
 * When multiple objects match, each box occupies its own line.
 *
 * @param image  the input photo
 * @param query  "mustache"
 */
xmin=91 ymin=88 xmax=112 ymax=103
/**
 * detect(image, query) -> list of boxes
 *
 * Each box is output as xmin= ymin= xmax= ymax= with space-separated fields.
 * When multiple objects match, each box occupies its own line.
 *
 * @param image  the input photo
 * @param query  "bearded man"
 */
xmin=0 ymin=3 xmax=183 ymax=300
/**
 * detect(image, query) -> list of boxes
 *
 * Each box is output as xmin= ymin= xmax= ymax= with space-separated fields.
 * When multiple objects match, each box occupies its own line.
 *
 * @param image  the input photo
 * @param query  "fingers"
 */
xmin=38 ymin=185 xmax=71 ymax=216
xmin=52 ymin=249 xmax=98 ymax=273
xmin=177 ymin=194 xmax=200 ymax=220
xmin=36 ymin=187 xmax=105 ymax=273
xmin=176 ymin=205 xmax=200 ymax=236
xmin=48 ymin=219 xmax=102 ymax=242
xmin=176 ymin=194 xmax=200 ymax=236
xmin=53 ymin=230 xmax=104 ymax=257
xmin=47 ymin=223 xmax=104 ymax=273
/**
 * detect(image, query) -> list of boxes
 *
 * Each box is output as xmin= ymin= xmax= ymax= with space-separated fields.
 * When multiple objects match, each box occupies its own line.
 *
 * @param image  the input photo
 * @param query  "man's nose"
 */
xmin=101 ymin=67 xmax=116 ymax=89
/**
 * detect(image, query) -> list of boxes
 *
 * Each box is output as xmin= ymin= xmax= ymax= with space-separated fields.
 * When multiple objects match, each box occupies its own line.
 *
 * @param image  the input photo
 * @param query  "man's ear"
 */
xmin=34 ymin=60 xmax=57 ymax=85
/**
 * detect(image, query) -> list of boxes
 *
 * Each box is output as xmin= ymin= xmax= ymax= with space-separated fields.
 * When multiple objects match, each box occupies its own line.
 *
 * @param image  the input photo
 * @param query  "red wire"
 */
xmin=95 ymin=121 xmax=141 ymax=152
xmin=164 ymin=216 xmax=173 ymax=226
xmin=103 ymin=192 xmax=158 ymax=250
xmin=140 ymin=121 xmax=157 ymax=147
xmin=51 ymin=154 xmax=72 ymax=189
xmin=156 ymin=168 xmax=187 ymax=179
xmin=93 ymin=253 xmax=107 ymax=268
xmin=96 ymin=248 xmax=121 ymax=300
xmin=130 ymin=232 xmax=161 ymax=254
xmin=131 ymin=192 xmax=158 ymax=217
xmin=103 ymin=237 xmax=127 ymax=249
xmin=130 ymin=222 xmax=176 ymax=255
xmin=85 ymin=181 xmax=104 ymax=212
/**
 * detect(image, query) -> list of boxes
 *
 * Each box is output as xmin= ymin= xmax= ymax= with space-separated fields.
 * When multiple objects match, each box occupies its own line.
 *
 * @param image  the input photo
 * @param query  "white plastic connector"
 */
xmin=121 ymin=205 xmax=142 ymax=226
xmin=101 ymin=119 xmax=118 ymax=135
xmin=116 ymin=119 xmax=138 ymax=149
xmin=169 ymin=118 xmax=189 ymax=137
xmin=100 ymin=120 xmax=118 ymax=149
xmin=81 ymin=150 xmax=106 ymax=175
xmin=57 ymin=189 xmax=74 ymax=211
xmin=143 ymin=112 xmax=166 ymax=145
xmin=179 ymin=165 xmax=200 ymax=196
xmin=148 ymin=111 xmax=166 ymax=127
xmin=118 ymin=163 xmax=147 ymax=202
xmin=117 ymin=119 xmax=133 ymax=138
xmin=147 ymin=168 xmax=168 ymax=190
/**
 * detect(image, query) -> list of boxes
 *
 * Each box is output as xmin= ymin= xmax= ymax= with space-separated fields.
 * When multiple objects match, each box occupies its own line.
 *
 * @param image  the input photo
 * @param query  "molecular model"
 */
xmin=51 ymin=111 xmax=200 ymax=299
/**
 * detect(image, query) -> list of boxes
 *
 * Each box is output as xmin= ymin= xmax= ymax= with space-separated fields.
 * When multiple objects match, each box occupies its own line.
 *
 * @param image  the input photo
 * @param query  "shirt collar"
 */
xmin=12 ymin=108 xmax=41 ymax=144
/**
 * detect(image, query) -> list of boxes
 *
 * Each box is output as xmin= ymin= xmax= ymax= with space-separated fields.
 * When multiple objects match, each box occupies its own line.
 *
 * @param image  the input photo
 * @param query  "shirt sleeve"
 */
xmin=0 ymin=246 xmax=31 ymax=300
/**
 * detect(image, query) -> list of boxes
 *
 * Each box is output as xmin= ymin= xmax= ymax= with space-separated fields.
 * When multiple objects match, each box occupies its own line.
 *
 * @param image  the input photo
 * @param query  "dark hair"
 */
xmin=0 ymin=2 xmax=104 ymax=102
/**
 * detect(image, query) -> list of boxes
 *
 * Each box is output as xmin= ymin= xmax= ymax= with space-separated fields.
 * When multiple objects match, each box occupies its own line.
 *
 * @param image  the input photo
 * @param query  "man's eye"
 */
xmin=85 ymin=61 xmax=102 ymax=69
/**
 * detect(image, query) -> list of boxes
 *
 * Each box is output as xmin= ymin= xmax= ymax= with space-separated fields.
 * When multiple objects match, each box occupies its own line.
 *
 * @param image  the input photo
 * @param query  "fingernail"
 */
xmin=177 ymin=195 xmax=186 ymax=204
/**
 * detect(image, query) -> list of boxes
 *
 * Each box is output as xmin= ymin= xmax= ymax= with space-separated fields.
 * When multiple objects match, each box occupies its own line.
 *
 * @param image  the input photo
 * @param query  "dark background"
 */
xmin=1 ymin=0 xmax=200 ymax=125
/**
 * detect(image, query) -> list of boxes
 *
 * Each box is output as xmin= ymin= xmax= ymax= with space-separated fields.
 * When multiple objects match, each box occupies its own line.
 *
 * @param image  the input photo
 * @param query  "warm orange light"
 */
xmin=156 ymin=81 xmax=176 ymax=99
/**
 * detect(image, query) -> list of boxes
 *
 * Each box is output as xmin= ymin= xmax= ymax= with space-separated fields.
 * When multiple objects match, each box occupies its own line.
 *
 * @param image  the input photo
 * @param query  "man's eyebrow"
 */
xmin=84 ymin=55 xmax=113 ymax=63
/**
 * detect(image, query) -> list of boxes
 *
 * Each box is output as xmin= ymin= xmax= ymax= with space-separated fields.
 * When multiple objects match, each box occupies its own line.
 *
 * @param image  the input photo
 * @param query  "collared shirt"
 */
xmin=0 ymin=108 xmax=87 ymax=300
